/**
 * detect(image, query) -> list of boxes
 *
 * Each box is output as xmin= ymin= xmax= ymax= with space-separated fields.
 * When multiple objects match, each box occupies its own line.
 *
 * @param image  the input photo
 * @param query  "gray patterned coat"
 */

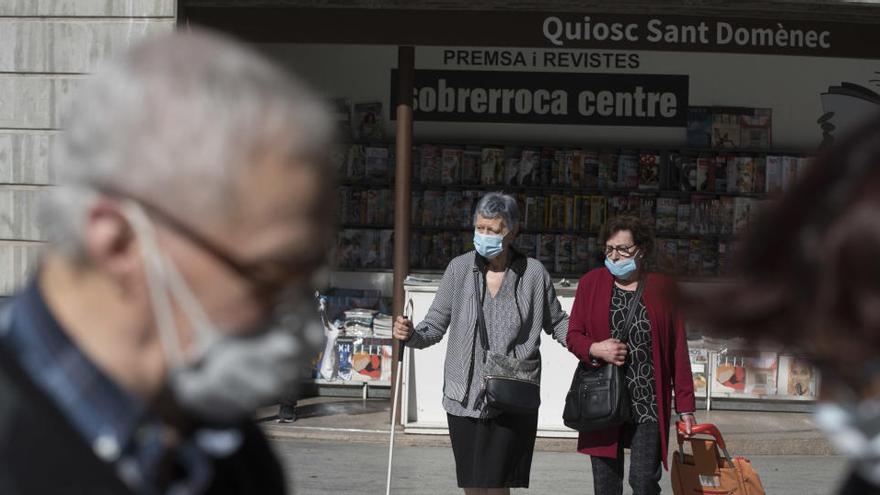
xmin=407 ymin=250 xmax=570 ymax=408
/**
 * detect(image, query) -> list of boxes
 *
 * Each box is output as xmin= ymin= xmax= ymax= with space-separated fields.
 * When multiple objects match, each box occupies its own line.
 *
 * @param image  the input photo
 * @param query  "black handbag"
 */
xmin=562 ymin=280 xmax=644 ymax=432
xmin=473 ymin=266 xmax=541 ymax=415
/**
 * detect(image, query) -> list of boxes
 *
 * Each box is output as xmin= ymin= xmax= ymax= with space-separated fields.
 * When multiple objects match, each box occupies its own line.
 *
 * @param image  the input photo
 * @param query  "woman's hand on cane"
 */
xmin=393 ymin=316 xmax=414 ymax=341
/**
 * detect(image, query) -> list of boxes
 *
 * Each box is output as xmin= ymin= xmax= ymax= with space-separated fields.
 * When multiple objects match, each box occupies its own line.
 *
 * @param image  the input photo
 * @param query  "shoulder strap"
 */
xmin=473 ymin=266 xmax=490 ymax=351
xmin=620 ymin=279 xmax=646 ymax=344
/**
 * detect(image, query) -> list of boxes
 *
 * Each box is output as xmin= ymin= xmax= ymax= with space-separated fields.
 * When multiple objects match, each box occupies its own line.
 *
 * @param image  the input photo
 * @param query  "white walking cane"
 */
xmin=386 ymin=298 xmax=413 ymax=495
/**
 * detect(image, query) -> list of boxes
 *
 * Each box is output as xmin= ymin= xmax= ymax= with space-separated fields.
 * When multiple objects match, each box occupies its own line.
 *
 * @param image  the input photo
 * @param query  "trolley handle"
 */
xmin=676 ymin=422 xmax=732 ymax=461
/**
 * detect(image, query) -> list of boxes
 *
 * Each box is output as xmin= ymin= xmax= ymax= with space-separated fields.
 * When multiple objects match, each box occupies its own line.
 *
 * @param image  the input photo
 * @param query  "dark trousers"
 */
xmin=590 ymin=422 xmax=663 ymax=495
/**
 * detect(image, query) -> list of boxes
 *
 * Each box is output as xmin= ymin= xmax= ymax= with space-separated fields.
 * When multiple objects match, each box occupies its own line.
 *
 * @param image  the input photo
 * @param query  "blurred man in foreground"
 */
xmin=0 ymin=30 xmax=335 ymax=495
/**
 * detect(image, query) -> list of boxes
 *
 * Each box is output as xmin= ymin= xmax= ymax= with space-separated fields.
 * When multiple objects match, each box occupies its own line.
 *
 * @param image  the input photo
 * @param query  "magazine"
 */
xmin=686 ymin=106 xmax=713 ymax=148
xmin=420 ymin=145 xmax=441 ymax=184
xmin=441 ymin=148 xmax=462 ymax=185
xmin=739 ymin=108 xmax=772 ymax=149
xmin=481 ymin=147 xmax=504 ymax=185
xmin=518 ymin=148 xmax=541 ymax=186
xmin=765 ymin=155 xmax=783 ymax=194
xmin=365 ymin=146 xmax=390 ymax=181
xmin=352 ymin=101 xmax=384 ymax=141
xmin=617 ymin=150 xmax=639 ymax=189
xmin=583 ymin=151 xmax=599 ymax=188
xmin=638 ymin=152 xmax=661 ymax=190
xmin=461 ymin=146 xmax=482 ymax=184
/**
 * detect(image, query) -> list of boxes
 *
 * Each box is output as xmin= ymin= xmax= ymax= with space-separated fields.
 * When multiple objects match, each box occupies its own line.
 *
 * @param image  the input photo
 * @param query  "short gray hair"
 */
xmin=473 ymin=192 xmax=519 ymax=233
xmin=42 ymin=29 xmax=334 ymax=260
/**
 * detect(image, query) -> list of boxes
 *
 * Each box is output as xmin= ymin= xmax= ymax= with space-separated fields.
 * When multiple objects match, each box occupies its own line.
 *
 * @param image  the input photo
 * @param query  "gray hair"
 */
xmin=42 ymin=29 xmax=335 ymax=260
xmin=473 ymin=192 xmax=519 ymax=233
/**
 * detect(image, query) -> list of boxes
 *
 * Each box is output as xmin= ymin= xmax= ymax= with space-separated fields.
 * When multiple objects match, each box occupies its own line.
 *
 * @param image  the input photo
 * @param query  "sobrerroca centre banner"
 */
xmin=391 ymin=70 xmax=689 ymax=127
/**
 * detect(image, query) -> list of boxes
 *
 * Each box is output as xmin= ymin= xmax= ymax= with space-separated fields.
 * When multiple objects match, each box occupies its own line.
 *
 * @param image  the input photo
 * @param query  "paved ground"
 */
xmin=273 ymin=438 xmax=850 ymax=494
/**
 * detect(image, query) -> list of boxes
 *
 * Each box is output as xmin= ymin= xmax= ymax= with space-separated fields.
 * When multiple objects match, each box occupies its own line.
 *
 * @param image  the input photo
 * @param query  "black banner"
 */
xmin=390 ymin=70 xmax=689 ymax=127
xmin=187 ymin=8 xmax=880 ymax=60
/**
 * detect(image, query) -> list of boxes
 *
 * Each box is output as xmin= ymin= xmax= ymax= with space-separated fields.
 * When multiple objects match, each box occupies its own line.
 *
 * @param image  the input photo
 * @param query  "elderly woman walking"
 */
xmin=567 ymin=215 xmax=696 ymax=495
xmin=394 ymin=192 xmax=569 ymax=494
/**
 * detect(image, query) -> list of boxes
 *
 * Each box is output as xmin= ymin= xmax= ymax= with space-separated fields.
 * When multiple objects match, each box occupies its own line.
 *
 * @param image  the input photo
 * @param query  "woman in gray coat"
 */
xmin=394 ymin=192 xmax=569 ymax=494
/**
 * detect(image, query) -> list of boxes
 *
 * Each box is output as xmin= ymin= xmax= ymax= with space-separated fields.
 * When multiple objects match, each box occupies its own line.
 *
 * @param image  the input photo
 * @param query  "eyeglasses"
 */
xmin=604 ymin=244 xmax=638 ymax=257
xmin=98 ymin=186 xmax=326 ymax=302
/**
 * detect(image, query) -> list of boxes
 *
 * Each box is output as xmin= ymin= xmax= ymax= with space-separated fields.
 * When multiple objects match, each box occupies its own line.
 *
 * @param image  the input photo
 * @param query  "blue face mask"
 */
xmin=474 ymin=231 xmax=506 ymax=259
xmin=605 ymin=257 xmax=638 ymax=279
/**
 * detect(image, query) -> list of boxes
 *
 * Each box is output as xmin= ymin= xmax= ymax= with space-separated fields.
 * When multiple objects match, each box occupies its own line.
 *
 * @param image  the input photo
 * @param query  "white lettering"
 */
xmin=543 ymin=16 xmax=564 ymax=46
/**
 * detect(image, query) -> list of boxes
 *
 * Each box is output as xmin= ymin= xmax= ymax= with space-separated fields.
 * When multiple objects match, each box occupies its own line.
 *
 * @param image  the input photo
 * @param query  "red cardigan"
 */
xmin=566 ymin=268 xmax=695 ymax=469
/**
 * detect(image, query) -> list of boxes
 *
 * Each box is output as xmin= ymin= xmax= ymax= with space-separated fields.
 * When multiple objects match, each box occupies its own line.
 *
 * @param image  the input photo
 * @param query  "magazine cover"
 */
xmin=638 ymin=152 xmax=661 ymax=191
xmin=421 ymin=190 xmax=445 ymax=227
xmin=460 ymin=146 xmax=481 ymax=185
xmin=352 ymin=102 xmax=384 ymax=141
xmin=583 ymin=150 xmax=599 ymax=188
xmin=701 ymin=240 xmax=718 ymax=276
xmin=743 ymin=353 xmax=779 ymax=396
xmin=754 ymin=156 xmax=767 ymax=194
xmin=655 ymin=197 xmax=678 ymax=233
xmin=556 ymin=235 xmax=574 ymax=274
xmin=574 ymin=237 xmax=593 ymax=273
xmin=335 ymin=230 xmax=361 ymax=267
xmin=518 ymin=148 xmax=541 ymax=186
xmin=553 ymin=150 xmax=570 ymax=186
xmin=695 ymin=155 xmax=712 ymax=192
xmin=379 ymin=230 xmax=394 ymax=268
xmin=589 ymin=196 xmax=607 ymax=231
xmin=688 ymin=239 xmax=703 ymax=276
xmin=686 ymin=106 xmax=713 ymax=147
xmin=540 ymin=148 xmax=555 ymax=186
xmin=735 ymin=155 xmax=756 ymax=194
xmin=443 ymin=191 xmax=463 ymax=228
xmin=675 ymin=239 xmax=690 ymax=276
xmin=657 ymin=238 xmax=677 ymax=274
xmin=564 ymin=196 xmax=576 ymax=230
xmin=739 ymin=108 xmax=773 ymax=148
xmin=617 ymin=150 xmax=639 ymax=189
xmin=598 ymin=150 xmax=618 ymax=188
xmin=503 ymin=146 xmax=521 ymax=185
xmin=537 ymin=234 xmax=556 ymax=266
xmin=777 ymin=355 xmax=819 ymax=399
xmin=516 ymin=233 xmax=538 ymax=258
xmin=719 ymin=196 xmax=735 ymax=235
xmin=676 ymin=202 xmax=692 ymax=234
xmin=733 ymin=197 xmax=754 ymax=234
xmin=364 ymin=146 xmax=389 ymax=181
xmin=712 ymin=111 xmax=741 ymax=148
xmin=361 ymin=230 xmax=381 ymax=268
xmin=419 ymin=145 xmax=440 ymax=184
xmin=638 ymin=196 xmax=655 ymax=225
xmin=677 ymin=155 xmax=697 ymax=192
xmin=364 ymin=189 xmax=384 ymax=225
xmin=346 ymin=144 xmax=366 ymax=179
xmin=549 ymin=195 xmax=565 ymax=229
xmin=569 ymin=150 xmax=584 ymax=187
xmin=712 ymin=355 xmax=747 ymax=395
xmin=689 ymin=349 xmax=710 ymax=398
xmin=441 ymin=148 xmax=462 ymax=185
xmin=713 ymin=155 xmax=729 ymax=193
xmin=481 ymin=147 xmax=504 ymax=185
xmin=575 ymin=195 xmax=591 ymax=232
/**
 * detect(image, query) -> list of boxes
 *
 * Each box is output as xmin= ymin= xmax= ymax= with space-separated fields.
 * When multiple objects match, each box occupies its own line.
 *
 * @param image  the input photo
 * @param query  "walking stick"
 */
xmin=386 ymin=298 xmax=413 ymax=495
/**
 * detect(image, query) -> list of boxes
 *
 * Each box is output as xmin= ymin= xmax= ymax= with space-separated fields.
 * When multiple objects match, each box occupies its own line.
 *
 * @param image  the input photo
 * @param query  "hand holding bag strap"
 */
xmin=618 ymin=278 xmax=646 ymax=345
xmin=472 ymin=266 xmax=490 ymax=352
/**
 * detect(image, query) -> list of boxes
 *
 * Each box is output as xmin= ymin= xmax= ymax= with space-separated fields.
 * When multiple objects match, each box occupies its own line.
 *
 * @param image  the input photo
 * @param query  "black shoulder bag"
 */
xmin=562 ymin=280 xmax=644 ymax=432
xmin=473 ymin=266 xmax=541 ymax=415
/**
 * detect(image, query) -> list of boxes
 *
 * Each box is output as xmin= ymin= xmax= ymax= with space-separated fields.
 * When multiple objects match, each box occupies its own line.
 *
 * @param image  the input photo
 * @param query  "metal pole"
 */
xmin=391 ymin=45 xmax=414 ymax=425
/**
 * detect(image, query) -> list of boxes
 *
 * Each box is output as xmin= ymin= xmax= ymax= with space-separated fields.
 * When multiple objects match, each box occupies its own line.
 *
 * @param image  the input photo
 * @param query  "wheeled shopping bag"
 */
xmin=671 ymin=422 xmax=766 ymax=495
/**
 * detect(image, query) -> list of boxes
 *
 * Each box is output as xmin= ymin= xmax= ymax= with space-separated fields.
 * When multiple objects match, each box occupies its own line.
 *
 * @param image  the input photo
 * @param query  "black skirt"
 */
xmin=446 ymin=412 xmax=539 ymax=488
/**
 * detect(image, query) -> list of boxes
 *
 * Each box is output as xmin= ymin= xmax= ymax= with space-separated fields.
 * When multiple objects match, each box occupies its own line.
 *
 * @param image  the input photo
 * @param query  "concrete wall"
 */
xmin=0 ymin=0 xmax=176 ymax=295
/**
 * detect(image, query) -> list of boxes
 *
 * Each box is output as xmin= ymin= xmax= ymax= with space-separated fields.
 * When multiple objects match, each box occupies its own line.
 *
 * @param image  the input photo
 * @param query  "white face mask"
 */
xmin=125 ymin=202 xmax=322 ymax=426
xmin=815 ymin=399 xmax=880 ymax=485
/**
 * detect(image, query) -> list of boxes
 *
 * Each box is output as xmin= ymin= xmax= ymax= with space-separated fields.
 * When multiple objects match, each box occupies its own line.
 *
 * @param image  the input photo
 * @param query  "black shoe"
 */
xmin=277 ymin=404 xmax=296 ymax=423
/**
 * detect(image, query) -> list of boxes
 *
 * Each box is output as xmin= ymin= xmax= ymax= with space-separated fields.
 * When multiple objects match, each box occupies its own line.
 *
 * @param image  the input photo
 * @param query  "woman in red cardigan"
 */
xmin=567 ymin=215 xmax=697 ymax=495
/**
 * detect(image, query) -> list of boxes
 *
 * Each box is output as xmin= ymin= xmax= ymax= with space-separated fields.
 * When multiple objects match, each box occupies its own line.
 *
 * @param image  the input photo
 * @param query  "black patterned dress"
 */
xmin=609 ymin=285 xmax=659 ymax=424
